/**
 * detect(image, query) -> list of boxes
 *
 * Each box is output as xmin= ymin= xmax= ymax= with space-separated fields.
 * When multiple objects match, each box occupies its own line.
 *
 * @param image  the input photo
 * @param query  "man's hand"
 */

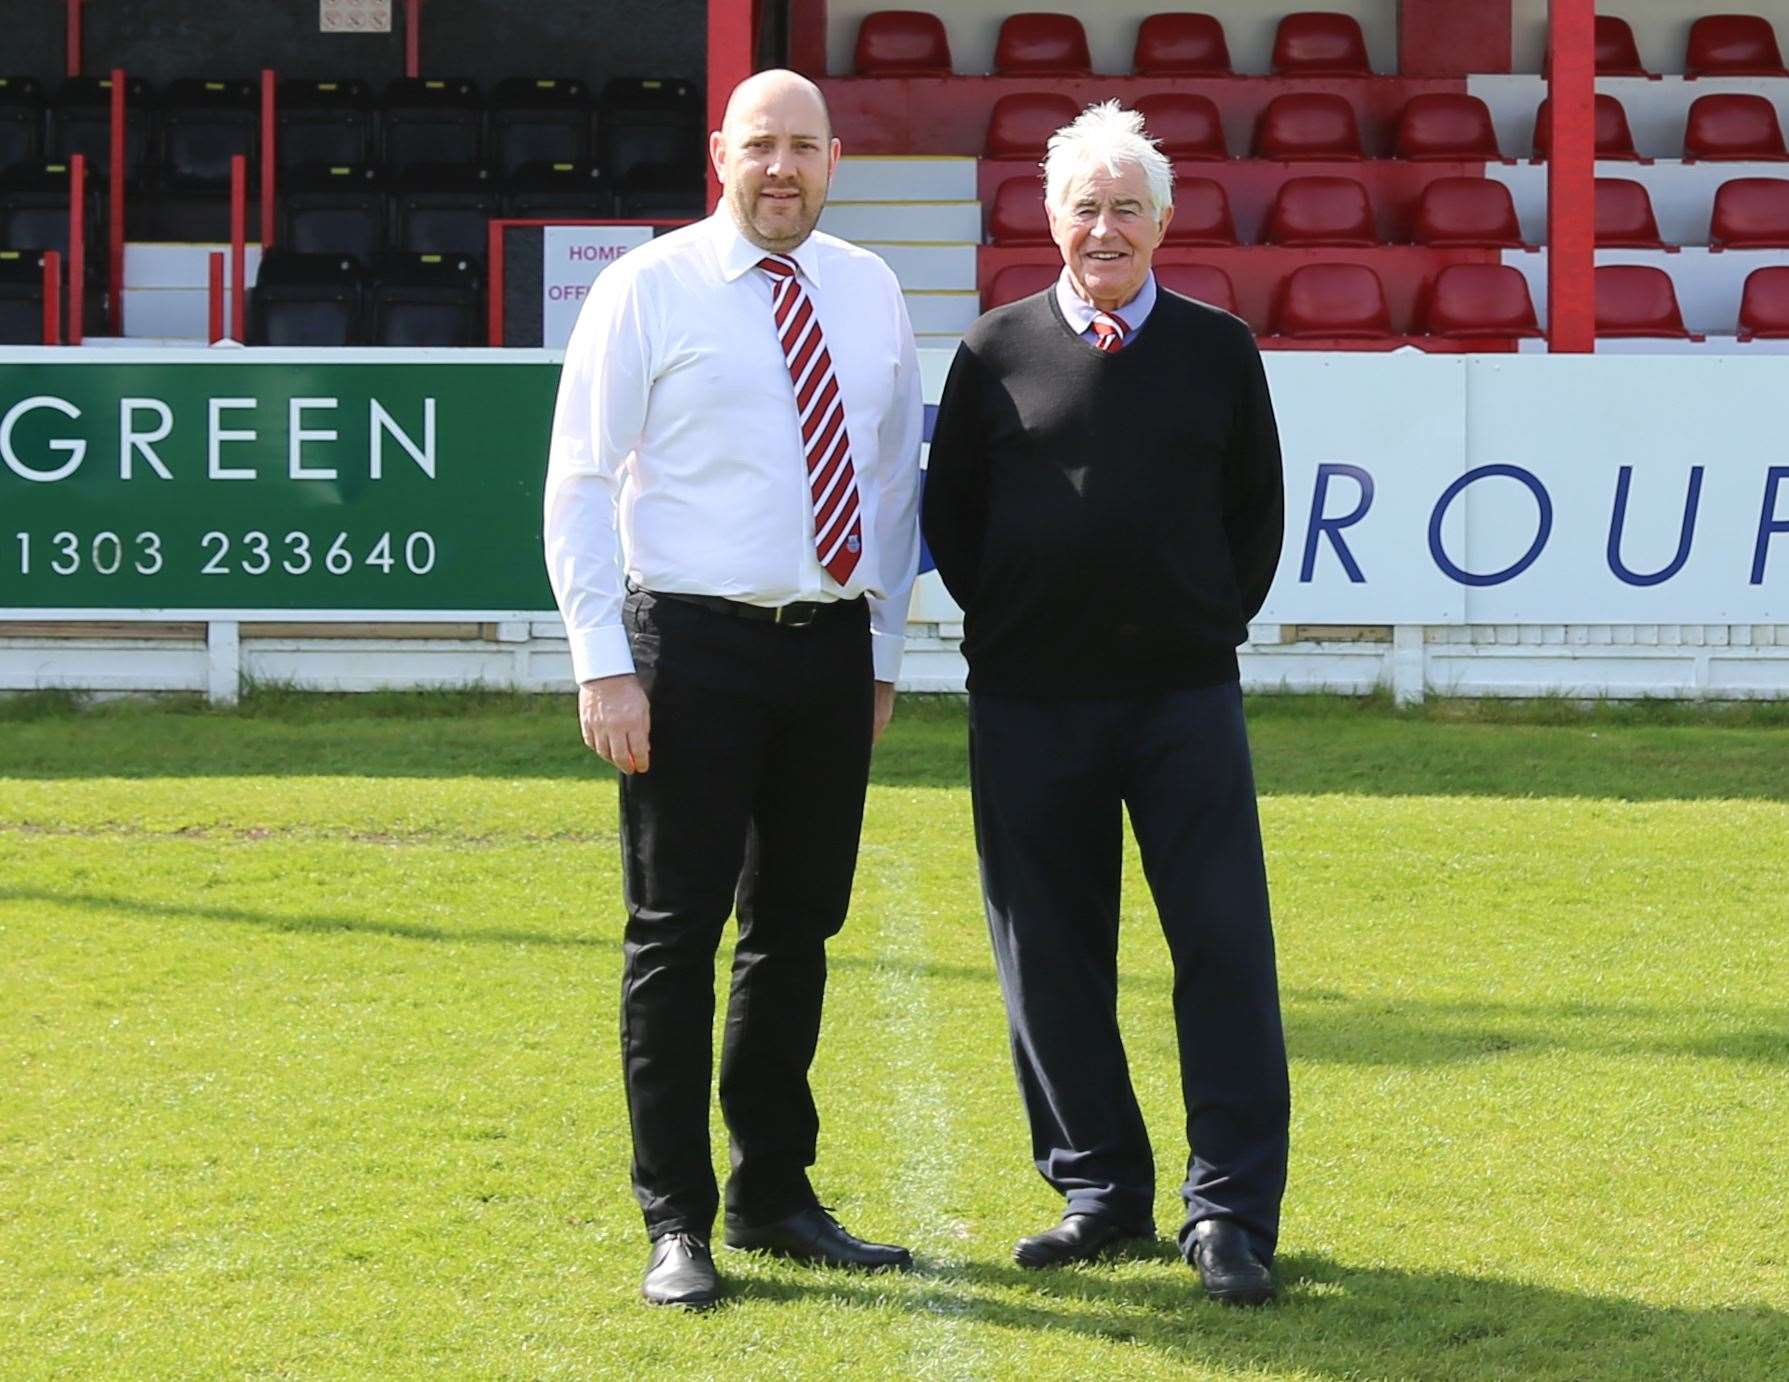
xmin=873 ymin=680 xmax=896 ymax=744
xmin=580 ymin=673 xmax=651 ymax=774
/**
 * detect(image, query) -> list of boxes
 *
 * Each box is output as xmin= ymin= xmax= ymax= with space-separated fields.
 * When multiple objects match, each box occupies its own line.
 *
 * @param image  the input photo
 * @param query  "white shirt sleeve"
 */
xmin=867 ymin=283 xmax=924 ymax=682
xmin=542 ymin=263 xmax=653 ymax=684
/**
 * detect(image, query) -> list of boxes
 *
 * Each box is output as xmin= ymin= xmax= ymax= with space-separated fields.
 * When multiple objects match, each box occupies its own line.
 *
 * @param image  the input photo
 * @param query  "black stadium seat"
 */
xmin=161 ymin=77 xmax=258 ymax=187
xmin=490 ymin=77 xmax=591 ymax=180
xmin=0 ymin=162 xmax=103 ymax=257
xmin=281 ymin=164 xmax=384 ymax=260
xmin=599 ymin=78 xmax=702 ymax=191
xmin=248 ymin=249 xmax=364 ymax=345
xmin=50 ymin=75 xmax=155 ymax=188
xmin=393 ymin=164 xmax=498 ymax=258
xmin=0 ymin=246 xmax=48 ymax=343
xmin=382 ymin=78 xmax=482 ymax=176
xmin=503 ymin=160 xmax=611 ymax=219
xmin=368 ymin=251 xmax=481 ymax=346
xmin=277 ymin=78 xmax=374 ymax=171
xmin=615 ymin=161 xmax=703 ymax=219
xmin=0 ymin=77 xmax=45 ymax=178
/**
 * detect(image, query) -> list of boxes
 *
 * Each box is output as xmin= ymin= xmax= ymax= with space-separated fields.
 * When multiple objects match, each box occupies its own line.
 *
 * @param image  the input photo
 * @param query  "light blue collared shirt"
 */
xmin=1054 ymin=269 xmax=1158 ymax=346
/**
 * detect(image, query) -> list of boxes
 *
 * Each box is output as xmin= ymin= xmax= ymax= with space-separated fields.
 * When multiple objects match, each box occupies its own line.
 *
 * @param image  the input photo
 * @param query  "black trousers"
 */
xmin=968 ymin=681 xmax=1290 ymax=1264
xmin=618 ymin=588 xmax=873 ymax=1240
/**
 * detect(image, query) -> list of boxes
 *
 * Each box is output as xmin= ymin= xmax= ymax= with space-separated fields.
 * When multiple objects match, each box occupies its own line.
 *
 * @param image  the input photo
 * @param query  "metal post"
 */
xmin=229 ymin=154 xmax=247 ymax=341
xmin=208 ymin=250 xmax=225 ymax=343
xmin=108 ymin=69 xmax=125 ymax=334
xmin=42 ymin=249 xmax=63 ymax=344
xmin=260 ymin=69 xmax=276 ymax=250
xmin=67 ymin=154 xmax=85 ymax=344
xmin=1547 ymin=0 xmax=1596 ymax=352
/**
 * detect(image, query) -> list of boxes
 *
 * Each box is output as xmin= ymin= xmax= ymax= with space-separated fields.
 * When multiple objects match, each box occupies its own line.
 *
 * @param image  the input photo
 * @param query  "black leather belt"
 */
xmin=644 ymin=589 xmax=860 ymax=628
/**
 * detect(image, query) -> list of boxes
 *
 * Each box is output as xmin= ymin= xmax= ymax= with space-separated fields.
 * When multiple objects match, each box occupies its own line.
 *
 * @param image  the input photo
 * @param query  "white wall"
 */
xmin=825 ymin=0 xmax=1400 ymax=78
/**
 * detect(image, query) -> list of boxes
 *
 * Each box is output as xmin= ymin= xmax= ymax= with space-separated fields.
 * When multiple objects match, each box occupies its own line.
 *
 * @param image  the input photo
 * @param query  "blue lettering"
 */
xmin=1300 ymin=463 xmax=1373 ymax=583
xmin=1607 ymin=465 xmax=1703 ymax=587
xmin=1751 ymin=466 xmax=1789 ymax=585
xmin=1428 ymin=464 xmax=1553 ymax=587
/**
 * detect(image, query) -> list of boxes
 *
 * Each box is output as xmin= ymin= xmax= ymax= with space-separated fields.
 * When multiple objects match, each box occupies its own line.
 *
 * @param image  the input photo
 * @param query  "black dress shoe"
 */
xmin=725 ymin=1208 xmax=912 ymax=1271
xmin=1189 ymin=1218 xmax=1276 ymax=1306
xmin=642 ymin=1232 xmax=722 ymax=1308
xmin=1014 ymin=1213 xmax=1149 ymax=1269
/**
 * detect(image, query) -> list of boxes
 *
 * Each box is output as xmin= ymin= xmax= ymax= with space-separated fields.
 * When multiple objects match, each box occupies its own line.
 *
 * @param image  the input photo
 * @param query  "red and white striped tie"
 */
xmin=1091 ymin=311 xmax=1129 ymax=352
xmin=759 ymin=254 xmax=863 ymax=586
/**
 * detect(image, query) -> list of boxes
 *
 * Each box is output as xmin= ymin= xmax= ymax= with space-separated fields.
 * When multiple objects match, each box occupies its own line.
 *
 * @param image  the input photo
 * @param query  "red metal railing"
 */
xmin=230 ymin=155 xmax=248 ymax=341
xmin=42 ymin=250 xmax=63 ymax=344
xmin=1546 ymin=0 xmax=1595 ymax=352
xmin=68 ymin=154 xmax=85 ymax=344
xmin=208 ymin=251 xmax=225 ymax=343
xmin=260 ymin=69 xmax=277 ymax=250
xmin=65 ymin=0 xmax=82 ymax=78
xmin=405 ymin=0 xmax=422 ymax=79
xmin=108 ymin=68 xmax=125 ymax=335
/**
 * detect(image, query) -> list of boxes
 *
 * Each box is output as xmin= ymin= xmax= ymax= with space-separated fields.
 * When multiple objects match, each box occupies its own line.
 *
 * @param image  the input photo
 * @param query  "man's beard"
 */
xmin=729 ymin=183 xmax=821 ymax=253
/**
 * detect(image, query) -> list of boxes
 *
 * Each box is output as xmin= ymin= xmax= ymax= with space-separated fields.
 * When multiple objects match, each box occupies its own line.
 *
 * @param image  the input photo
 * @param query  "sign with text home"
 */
xmin=0 ymin=359 xmax=561 ymax=616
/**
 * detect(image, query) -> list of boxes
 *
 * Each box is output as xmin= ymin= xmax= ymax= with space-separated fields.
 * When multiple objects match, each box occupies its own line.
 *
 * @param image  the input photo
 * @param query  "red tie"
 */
xmin=1091 ymin=311 xmax=1129 ymax=352
xmin=759 ymin=254 xmax=863 ymax=586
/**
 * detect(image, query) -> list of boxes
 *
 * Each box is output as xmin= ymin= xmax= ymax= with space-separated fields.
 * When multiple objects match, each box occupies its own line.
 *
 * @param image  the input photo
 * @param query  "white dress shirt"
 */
xmin=1055 ymin=269 xmax=1159 ymax=344
xmin=544 ymin=211 xmax=924 ymax=684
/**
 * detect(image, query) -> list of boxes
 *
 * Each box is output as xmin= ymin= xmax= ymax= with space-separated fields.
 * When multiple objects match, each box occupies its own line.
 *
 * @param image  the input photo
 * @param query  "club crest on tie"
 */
xmin=846 ymin=535 xmax=861 ymax=554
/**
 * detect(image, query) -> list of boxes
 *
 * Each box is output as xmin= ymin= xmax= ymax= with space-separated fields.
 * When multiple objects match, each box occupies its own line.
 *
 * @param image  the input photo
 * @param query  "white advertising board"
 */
xmin=914 ymin=349 xmax=1789 ymax=624
xmin=541 ymin=226 xmax=655 ymax=350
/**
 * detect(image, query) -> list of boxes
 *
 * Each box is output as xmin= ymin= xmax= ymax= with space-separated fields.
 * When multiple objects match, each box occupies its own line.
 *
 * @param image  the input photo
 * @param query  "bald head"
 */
xmin=710 ymin=68 xmax=841 ymax=254
xmin=721 ymin=68 xmax=832 ymax=144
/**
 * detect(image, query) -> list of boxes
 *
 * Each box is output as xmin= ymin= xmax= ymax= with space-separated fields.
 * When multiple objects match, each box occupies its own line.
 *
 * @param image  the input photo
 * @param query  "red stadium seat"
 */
xmin=1394 ymin=94 xmax=1503 ymax=162
xmin=1162 ymin=177 xmax=1238 ymax=245
xmin=854 ymin=11 xmax=953 ymax=76
xmin=1595 ymin=265 xmax=1692 ymax=338
xmin=994 ymin=13 xmax=1092 ymax=76
xmin=1157 ymin=264 xmax=1238 ymax=314
xmin=985 ymin=262 xmax=1059 ymax=310
xmin=1253 ymin=94 xmax=1364 ymax=161
xmin=988 ymin=176 xmax=1050 ymax=245
xmin=1710 ymin=177 xmax=1789 ymax=249
xmin=1595 ymin=16 xmax=1651 ymax=77
xmin=1272 ymin=12 xmax=1373 ymax=76
xmin=1422 ymin=264 xmax=1542 ymax=339
xmin=1686 ymin=14 xmax=1789 ymax=78
xmin=984 ymin=93 xmax=1079 ymax=160
xmin=1410 ymin=178 xmax=1525 ymax=248
xmin=1133 ymin=13 xmax=1233 ymax=76
xmin=1549 ymin=16 xmax=1651 ymax=77
xmin=1532 ymin=94 xmax=1641 ymax=161
xmin=1260 ymin=176 xmax=1379 ymax=247
xmin=1134 ymin=93 xmax=1227 ymax=161
xmin=1595 ymin=178 xmax=1668 ymax=248
xmin=1684 ymin=95 xmax=1789 ymax=163
xmin=1271 ymin=263 xmax=1393 ymax=339
xmin=1737 ymin=266 xmax=1789 ymax=339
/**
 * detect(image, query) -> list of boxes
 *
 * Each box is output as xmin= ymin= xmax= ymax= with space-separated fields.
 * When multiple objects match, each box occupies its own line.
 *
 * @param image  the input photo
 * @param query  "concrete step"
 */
xmin=865 ymin=242 xmax=977 ymax=292
xmin=831 ymin=156 xmax=978 ymax=202
xmin=904 ymin=289 xmax=980 ymax=335
xmin=822 ymin=199 xmax=983 ymax=243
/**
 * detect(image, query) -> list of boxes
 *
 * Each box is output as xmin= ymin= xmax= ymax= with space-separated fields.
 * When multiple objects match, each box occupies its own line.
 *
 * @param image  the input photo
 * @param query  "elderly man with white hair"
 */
xmin=922 ymin=101 xmax=1289 ymax=1305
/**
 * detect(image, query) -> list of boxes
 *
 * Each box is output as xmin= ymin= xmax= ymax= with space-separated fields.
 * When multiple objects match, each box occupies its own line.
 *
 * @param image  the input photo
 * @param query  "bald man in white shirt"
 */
xmin=543 ymin=69 xmax=922 ymax=1309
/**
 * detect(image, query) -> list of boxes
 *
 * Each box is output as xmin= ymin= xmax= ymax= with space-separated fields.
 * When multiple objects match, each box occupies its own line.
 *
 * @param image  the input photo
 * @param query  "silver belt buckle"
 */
xmin=775 ymin=602 xmax=815 ymax=627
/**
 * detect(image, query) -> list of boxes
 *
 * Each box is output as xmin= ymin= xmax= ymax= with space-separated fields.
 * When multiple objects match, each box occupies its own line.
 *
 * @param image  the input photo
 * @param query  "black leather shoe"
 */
xmin=1189 ymin=1218 xmax=1276 ymax=1306
xmin=642 ymin=1232 xmax=722 ymax=1308
xmin=725 ymin=1208 xmax=912 ymax=1271
xmin=1014 ymin=1213 xmax=1149 ymax=1269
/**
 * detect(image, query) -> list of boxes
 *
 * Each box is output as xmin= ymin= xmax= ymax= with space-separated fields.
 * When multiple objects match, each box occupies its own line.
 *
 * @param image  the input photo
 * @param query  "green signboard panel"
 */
xmin=0 ymin=359 xmax=561 ymax=615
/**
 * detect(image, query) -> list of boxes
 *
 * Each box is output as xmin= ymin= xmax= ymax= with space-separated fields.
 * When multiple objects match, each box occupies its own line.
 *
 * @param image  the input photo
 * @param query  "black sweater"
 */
xmin=921 ymin=286 xmax=1284 ymax=696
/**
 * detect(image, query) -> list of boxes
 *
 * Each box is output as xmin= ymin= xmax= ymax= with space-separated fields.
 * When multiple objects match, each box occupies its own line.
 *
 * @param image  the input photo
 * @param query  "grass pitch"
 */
xmin=3 ymin=692 xmax=1787 ymax=1379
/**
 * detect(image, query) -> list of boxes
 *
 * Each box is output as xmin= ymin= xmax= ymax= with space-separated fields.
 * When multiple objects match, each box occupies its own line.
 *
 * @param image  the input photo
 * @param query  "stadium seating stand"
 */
xmin=1272 ymin=13 xmax=1373 ymax=76
xmin=854 ymin=11 xmax=953 ymax=76
xmin=1737 ymin=265 xmax=1789 ymax=338
xmin=993 ymin=13 xmax=1092 ymax=76
xmin=1595 ymin=264 xmax=1696 ymax=338
xmin=1709 ymin=177 xmax=1789 ymax=249
xmin=1685 ymin=15 xmax=1789 ymax=78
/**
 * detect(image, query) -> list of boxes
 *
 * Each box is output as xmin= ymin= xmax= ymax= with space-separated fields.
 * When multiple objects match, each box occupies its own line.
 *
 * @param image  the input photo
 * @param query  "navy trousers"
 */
xmin=968 ymin=680 xmax=1290 ymax=1263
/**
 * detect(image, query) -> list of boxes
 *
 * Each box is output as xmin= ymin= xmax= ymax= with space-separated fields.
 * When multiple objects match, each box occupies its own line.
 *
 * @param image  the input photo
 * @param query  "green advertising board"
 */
xmin=0 ymin=352 xmax=562 ymax=617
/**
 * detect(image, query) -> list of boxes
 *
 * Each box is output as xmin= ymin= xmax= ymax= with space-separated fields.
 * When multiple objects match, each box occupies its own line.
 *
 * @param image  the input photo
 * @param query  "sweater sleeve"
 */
xmin=919 ymin=340 xmax=990 ymax=611
xmin=1222 ymin=328 xmax=1286 ymax=625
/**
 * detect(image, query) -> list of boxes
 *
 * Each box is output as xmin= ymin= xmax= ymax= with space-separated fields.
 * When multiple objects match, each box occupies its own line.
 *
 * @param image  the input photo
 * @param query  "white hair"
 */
xmin=1042 ymin=100 xmax=1175 ymax=221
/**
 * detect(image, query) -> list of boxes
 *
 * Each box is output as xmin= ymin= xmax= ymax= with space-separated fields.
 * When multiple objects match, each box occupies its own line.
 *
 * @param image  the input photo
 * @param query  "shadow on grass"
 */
xmin=4 ymin=694 xmax=1789 ymax=801
xmin=0 ymin=886 xmax=998 ymax=985
xmin=713 ymin=1253 xmax=1787 ymax=1379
